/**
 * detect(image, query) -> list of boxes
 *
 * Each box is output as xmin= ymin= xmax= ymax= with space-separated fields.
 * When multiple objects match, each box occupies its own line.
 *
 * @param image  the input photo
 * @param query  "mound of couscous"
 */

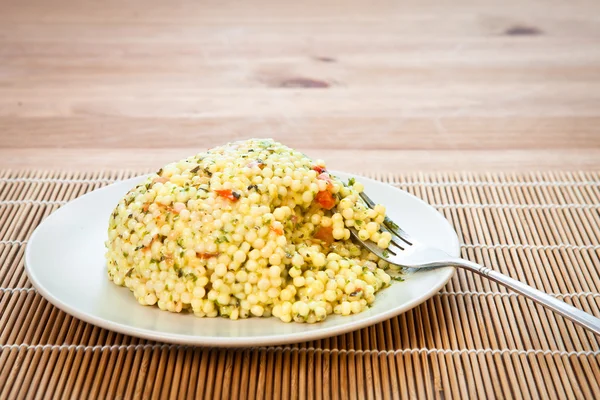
xmin=105 ymin=139 xmax=396 ymax=323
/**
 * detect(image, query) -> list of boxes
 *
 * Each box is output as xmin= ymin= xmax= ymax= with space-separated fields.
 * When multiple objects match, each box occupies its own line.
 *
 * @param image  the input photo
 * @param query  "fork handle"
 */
xmin=450 ymin=258 xmax=600 ymax=336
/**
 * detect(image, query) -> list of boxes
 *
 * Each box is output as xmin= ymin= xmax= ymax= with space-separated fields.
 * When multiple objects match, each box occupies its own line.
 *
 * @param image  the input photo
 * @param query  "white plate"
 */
xmin=25 ymin=171 xmax=458 ymax=347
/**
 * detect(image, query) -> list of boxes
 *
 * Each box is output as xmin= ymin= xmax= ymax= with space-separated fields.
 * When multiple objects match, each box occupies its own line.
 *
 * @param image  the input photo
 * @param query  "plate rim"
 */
xmin=25 ymin=171 xmax=458 ymax=347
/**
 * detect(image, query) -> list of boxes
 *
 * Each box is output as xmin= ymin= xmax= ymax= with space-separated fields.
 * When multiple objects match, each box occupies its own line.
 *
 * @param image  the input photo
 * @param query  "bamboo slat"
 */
xmin=0 ymin=170 xmax=599 ymax=399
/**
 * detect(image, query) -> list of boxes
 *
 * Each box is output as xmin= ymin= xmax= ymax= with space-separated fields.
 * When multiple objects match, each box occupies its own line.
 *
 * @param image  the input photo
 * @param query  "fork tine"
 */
xmin=349 ymin=228 xmax=402 ymax=258
xmin=377 ymin=223 xmax=405 ymax=251
xmin=358 ymin=192 xmax=413 ymax=246
xmin=349 ymin=228 xmax=387 ymax=256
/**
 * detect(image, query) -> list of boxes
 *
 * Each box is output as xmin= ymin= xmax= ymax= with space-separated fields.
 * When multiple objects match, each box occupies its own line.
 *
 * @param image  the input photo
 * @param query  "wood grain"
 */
xmin=0 ymin=0 xmax=599 ymax=170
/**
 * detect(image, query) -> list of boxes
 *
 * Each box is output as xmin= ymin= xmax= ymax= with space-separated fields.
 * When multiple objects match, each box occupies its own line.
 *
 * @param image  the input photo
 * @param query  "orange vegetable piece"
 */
xmin=270 ymin=225 xmax=284 ymax=235
xmin=214 ymin=189 xmax=240 ymax=201
xmin=313 ymin=226 xmax=334 ymax=244
xmin=313 ymin=165 xmax=326 ymax=174
xmin=315 ymin=190 xmax=336 ymax=210
xmin=196 ymin=252 xmax=220 ymax=259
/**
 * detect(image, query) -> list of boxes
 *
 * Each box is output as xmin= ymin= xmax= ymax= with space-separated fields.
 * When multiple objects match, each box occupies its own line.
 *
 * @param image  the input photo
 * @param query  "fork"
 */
xmin=352 ymin=192 xmax=600 ymax=336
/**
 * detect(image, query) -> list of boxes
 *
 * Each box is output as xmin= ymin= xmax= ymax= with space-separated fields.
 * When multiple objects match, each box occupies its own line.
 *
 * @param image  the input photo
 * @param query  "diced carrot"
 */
xmin=313 ymin=226 xmax=334 ymax=244
xmin=270 ymin=226 xmax=284 ymax=235
xmin=313 ymin=165 xmax=326 ymax=174
xmin=196 ymin=252 xmax=220 ymax=259
xmin=214 ymin=189 xmax=240 ymax=201
xmin=315 ymin=190 xmax=336 ymax=210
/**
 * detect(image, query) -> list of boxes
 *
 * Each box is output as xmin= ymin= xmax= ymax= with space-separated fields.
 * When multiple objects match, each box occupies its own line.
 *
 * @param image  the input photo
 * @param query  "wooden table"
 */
xmin=1 ymin=0 xmax=599 ymax=172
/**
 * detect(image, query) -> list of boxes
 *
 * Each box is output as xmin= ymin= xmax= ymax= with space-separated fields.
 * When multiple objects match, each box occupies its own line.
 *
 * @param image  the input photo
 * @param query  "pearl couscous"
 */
xmin=105 ymin=139 xmax=398 ymax=323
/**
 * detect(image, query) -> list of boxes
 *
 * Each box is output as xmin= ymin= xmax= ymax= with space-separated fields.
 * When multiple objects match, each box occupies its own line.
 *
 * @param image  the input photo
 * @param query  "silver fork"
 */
xmin=352 ymin=192 xmax=600 ymax=336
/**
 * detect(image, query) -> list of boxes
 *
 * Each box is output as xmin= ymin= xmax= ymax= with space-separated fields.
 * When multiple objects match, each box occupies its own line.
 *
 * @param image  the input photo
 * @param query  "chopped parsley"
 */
xmin=385 ymin=218 xmax=399 ymax=231
xmin=215 ymin=235 xmax=230 ymax=244
xmin=174 ymin=265 xmax=183 ymax=278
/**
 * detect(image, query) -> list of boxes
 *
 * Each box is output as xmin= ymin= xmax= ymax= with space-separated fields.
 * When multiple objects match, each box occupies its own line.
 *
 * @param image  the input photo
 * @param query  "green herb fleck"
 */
xmin=174 ymin=265 xmax=183 ymax=278
xmin=385 ymin=218 xmax=399 ymax=231
xmin=186 ymin=273 xmax=198 ymax=282
xmin=382 ymin=249 xmax=390 ymax=258
xmin=348 ymin=177 xmax=356 ymax=186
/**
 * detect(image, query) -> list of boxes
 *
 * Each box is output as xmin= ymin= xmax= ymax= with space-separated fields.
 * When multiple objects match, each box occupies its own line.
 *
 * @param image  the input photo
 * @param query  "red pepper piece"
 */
xmin=315 ymin=190 xmax=336 ymax=210
xmin=214 ymin=189 xmax=240 ymax=201
xmin=313 ymin=226 xmax=334 ymax=244
xmin=313 ymin=165 xmax=326 ymax=174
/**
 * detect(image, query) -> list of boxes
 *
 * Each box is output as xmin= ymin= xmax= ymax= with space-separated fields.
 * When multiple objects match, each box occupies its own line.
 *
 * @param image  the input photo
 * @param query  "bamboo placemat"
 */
xmin=0 ymin=170 xmax=599 ymax=399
